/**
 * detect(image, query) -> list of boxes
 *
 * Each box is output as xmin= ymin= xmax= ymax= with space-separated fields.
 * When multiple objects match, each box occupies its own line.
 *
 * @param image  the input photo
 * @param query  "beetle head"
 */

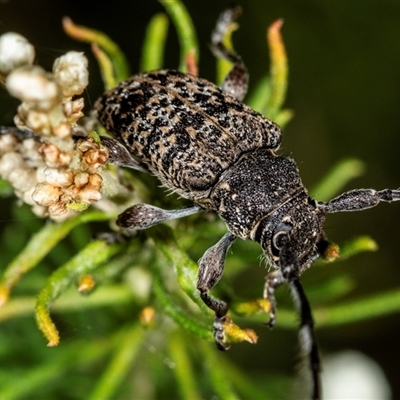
xmin=253 ymin=196 xmax=327 ymax=272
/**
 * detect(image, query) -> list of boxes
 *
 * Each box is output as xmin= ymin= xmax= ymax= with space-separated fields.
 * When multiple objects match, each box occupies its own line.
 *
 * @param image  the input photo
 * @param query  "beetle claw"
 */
xmin=213 ymin=317 xmax=231 ymax=351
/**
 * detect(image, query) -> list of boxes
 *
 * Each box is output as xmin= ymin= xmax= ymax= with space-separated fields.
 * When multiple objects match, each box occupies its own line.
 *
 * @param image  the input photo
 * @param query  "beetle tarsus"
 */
xmin=213 ymin=316 xmax=231 ymax=351
xmin=211 ymin=5 xmax=248 ymax=101
xmin=263 ymin=269 xmax=284 ymax=327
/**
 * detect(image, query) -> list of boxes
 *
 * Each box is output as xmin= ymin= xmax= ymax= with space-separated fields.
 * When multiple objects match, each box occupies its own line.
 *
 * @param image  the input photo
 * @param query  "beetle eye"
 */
xmin=271 ymin=222 xmax=293 ymax=257
xmin=271 ymin=231 xmax=287 ymax=257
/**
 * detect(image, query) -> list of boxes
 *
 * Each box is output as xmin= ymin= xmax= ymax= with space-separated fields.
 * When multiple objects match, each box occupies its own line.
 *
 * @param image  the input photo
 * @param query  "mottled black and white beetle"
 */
xmin=94 ymin=7 xmax=400 ymax=400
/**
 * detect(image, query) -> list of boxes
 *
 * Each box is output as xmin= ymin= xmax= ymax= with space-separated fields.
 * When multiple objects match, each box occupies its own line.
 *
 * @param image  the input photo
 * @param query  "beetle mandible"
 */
xmin=94 ymin=7 xmax=400 ymax=400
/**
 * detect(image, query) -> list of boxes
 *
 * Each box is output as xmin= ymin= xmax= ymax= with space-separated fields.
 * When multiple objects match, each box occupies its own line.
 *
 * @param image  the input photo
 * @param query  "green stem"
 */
xmin=213 ymin=354 xmax=277 ymax=400
xmin=152 ymin=225 xmax=206 ymax=311
xmin=140 ymin=13 xmax=169 ymax=72
xmin=270 ymin=287 xmax=400 ymax=329
xmin=159 ymin=0 xmax=198 ymax=72
xmin=168 ymin=332 xmax=202 ymax=400
xmin=200 ymin=342 xmax=240 ymax=400
xmin=88 ymin=324 xmax=145 ymax=400
xmin=0 ymin=337 xmax=113 ymax=400
xmin=62 ymin=17 xmax=130 ymax=82
xmin=153 ymin=272 xmax=212 ymax=341
xmin=314 ymin=287 xmax=400 ymax=327
xmin=0 ymin=285 xmax=134 ymax=322
xmin=338 ymin=235 xmax=378 ymax=260
xmin=246 ymin=75 xmax=271 ymax=114
xmin=92 ymin=43 xmax=117 ymax=89
xmin=0 ymin=210 xmax=114 ymax=306
xmin=35 ymin=239 xmax=123 ymax=346
xmin=265 ymin=19 xmax=288 ymax=120
xmin=310 ymin=158 xmax=366 ymax=201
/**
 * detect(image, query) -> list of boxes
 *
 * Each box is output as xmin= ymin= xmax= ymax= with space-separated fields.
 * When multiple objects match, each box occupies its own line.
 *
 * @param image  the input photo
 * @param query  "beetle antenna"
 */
xmin=289 ymin=277 xmax=321 ymax=400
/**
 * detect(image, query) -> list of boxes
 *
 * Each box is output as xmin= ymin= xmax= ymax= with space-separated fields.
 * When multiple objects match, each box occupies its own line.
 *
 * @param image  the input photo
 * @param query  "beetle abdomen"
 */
xmin=95 ymin=69 xmax=282 ymax=200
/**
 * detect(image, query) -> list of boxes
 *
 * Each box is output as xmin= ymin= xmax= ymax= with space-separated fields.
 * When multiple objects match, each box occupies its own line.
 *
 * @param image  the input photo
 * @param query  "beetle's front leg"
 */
xmin=263 ymin=270 xmax=285 ymax=328
xmin=117 ymin=204 xmax=201 ymax=230
xmin=197 ymin=232 xmax=236 ymax=350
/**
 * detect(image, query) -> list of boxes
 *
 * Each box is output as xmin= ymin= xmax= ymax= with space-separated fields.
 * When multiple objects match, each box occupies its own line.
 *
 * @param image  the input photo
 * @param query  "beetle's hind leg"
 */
xmin=197 ymin=232 xmax=236 ymax=350
xmin=117 ymin=204 xmax=201 ymax=230
xmin=211 ymin=6 xmax=248 ymax=101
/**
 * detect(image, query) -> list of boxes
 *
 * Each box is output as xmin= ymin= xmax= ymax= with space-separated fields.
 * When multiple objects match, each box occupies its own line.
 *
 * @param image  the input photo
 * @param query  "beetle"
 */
xmin=94 ymin=7 xmax=400 ymax=400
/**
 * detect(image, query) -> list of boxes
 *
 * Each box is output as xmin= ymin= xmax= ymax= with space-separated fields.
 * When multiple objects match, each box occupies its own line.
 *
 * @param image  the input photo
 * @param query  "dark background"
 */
xmin=1 ymin=0 xmax=400 ymax=398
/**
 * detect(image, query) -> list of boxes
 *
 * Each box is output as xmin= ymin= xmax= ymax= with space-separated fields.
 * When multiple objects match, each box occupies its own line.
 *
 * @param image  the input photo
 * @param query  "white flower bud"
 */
xmin=21 ymin=137 xmax=38 ymax=151
xmin=52 ymin=123 xmax=72 ymax=139
xmin=44 ymin=168 xmax=74 ymax=187
xmin=8 ymin=167 xmax=37 ymax=192
xmin=0 ymin=152 xmax=24 ymax=179
xmin=22 ymin=138 xmax=43 ymax=165
xmin=22 ymin=186 xmax=37 ymax=206
xmin=79 ymin=185 xmax=102 ymax=204
xmin=19 ymin=109 xmax=51 ymax=134
xmin=31 ymin=203 xmax=48 ymax=217
xmin=48 ymin=202 xmax=67 ymax=217
xmin=74 ymin=171 xmax=89 ymax=187
xmin=6 ymin=65 xmax=61 ymax=111
xmin=89 ymin=173 xmax=102 ymax=188
xmin=0 ymin=32 xmax=35 ymax=75
xmin=36 ymin=166 xmax=46 ymax=183
xmin=53 ymin=51 xmax=88 ymax=97
xmin=0 ymin=134 xmax=17 ymax=155
xmin=32 ymin=182 xmax=62 ymax=206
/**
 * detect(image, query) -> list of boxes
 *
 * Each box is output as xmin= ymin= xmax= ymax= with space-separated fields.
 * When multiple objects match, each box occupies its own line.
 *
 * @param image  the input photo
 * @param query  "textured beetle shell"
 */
xmin=94 ymin=69 xmax=282 ymax=201
xmin=210 ymin=149 xmax=307 ymax=238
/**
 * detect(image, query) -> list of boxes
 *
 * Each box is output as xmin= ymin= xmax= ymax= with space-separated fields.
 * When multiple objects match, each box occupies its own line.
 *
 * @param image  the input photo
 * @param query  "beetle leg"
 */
xmin=100 ymin=136 xmax=149 ymax=173
xmin=197 ymin=232 xmax=236 ymax=350
xmin=117 ymin=204 xmax=201 ymax=230
xmin=324 ymin=188 xmax=400 ymax=213
xmin=0 ymin=126 xmax=36 ymax=140
xmin=211 ymin=6 xmax=248 ymax=101
xmin=263 ymin=269 xmax=285 ymax=328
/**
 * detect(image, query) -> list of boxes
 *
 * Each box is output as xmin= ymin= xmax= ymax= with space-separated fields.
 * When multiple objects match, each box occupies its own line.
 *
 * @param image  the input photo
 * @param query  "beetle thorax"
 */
xmin=209 ymin=150 xmax=305 ymax=237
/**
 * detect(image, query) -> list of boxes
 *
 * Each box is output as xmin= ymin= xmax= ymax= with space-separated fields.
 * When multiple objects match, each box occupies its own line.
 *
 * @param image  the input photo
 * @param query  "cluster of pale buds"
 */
xmin=31 ymin=136 xmax=108 ymax=217
xmin=0 ymin=32 xmax=108 ymax=218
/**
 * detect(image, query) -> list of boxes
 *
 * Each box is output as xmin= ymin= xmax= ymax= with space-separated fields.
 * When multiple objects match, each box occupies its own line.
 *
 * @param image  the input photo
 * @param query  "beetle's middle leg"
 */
xmin=211 ymin=6 xmax=248 ymax=101
xmin=197 ymin=232 xmax=236 ymax=350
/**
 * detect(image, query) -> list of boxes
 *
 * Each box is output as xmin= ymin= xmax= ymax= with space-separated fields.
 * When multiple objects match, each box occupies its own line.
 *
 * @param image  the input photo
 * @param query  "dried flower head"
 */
xmin=0 ymin=31 xmax=109 ymax=219
xmin=0 ymin=32 xmax=35 ymax=77
xmin=7 ymin=66 xmax=62 ymax=112
xmin=53 ymin=51 xmax=89 ymax=98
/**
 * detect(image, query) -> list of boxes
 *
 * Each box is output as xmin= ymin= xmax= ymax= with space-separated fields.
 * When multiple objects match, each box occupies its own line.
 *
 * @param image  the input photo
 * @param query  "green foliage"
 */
xmin=1 ymin=1 xmax=400 ymax=399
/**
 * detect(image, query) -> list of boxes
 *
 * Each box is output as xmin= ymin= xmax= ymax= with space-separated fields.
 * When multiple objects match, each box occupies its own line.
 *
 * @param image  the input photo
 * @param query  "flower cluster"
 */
xmin=0 ymin=32 xmax=108 ymax=218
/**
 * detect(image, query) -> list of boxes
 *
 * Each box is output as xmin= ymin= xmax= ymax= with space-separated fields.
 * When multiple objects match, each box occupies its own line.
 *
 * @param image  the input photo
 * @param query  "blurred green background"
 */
xmin=1 ymin=0 xmax=400 ymax=398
